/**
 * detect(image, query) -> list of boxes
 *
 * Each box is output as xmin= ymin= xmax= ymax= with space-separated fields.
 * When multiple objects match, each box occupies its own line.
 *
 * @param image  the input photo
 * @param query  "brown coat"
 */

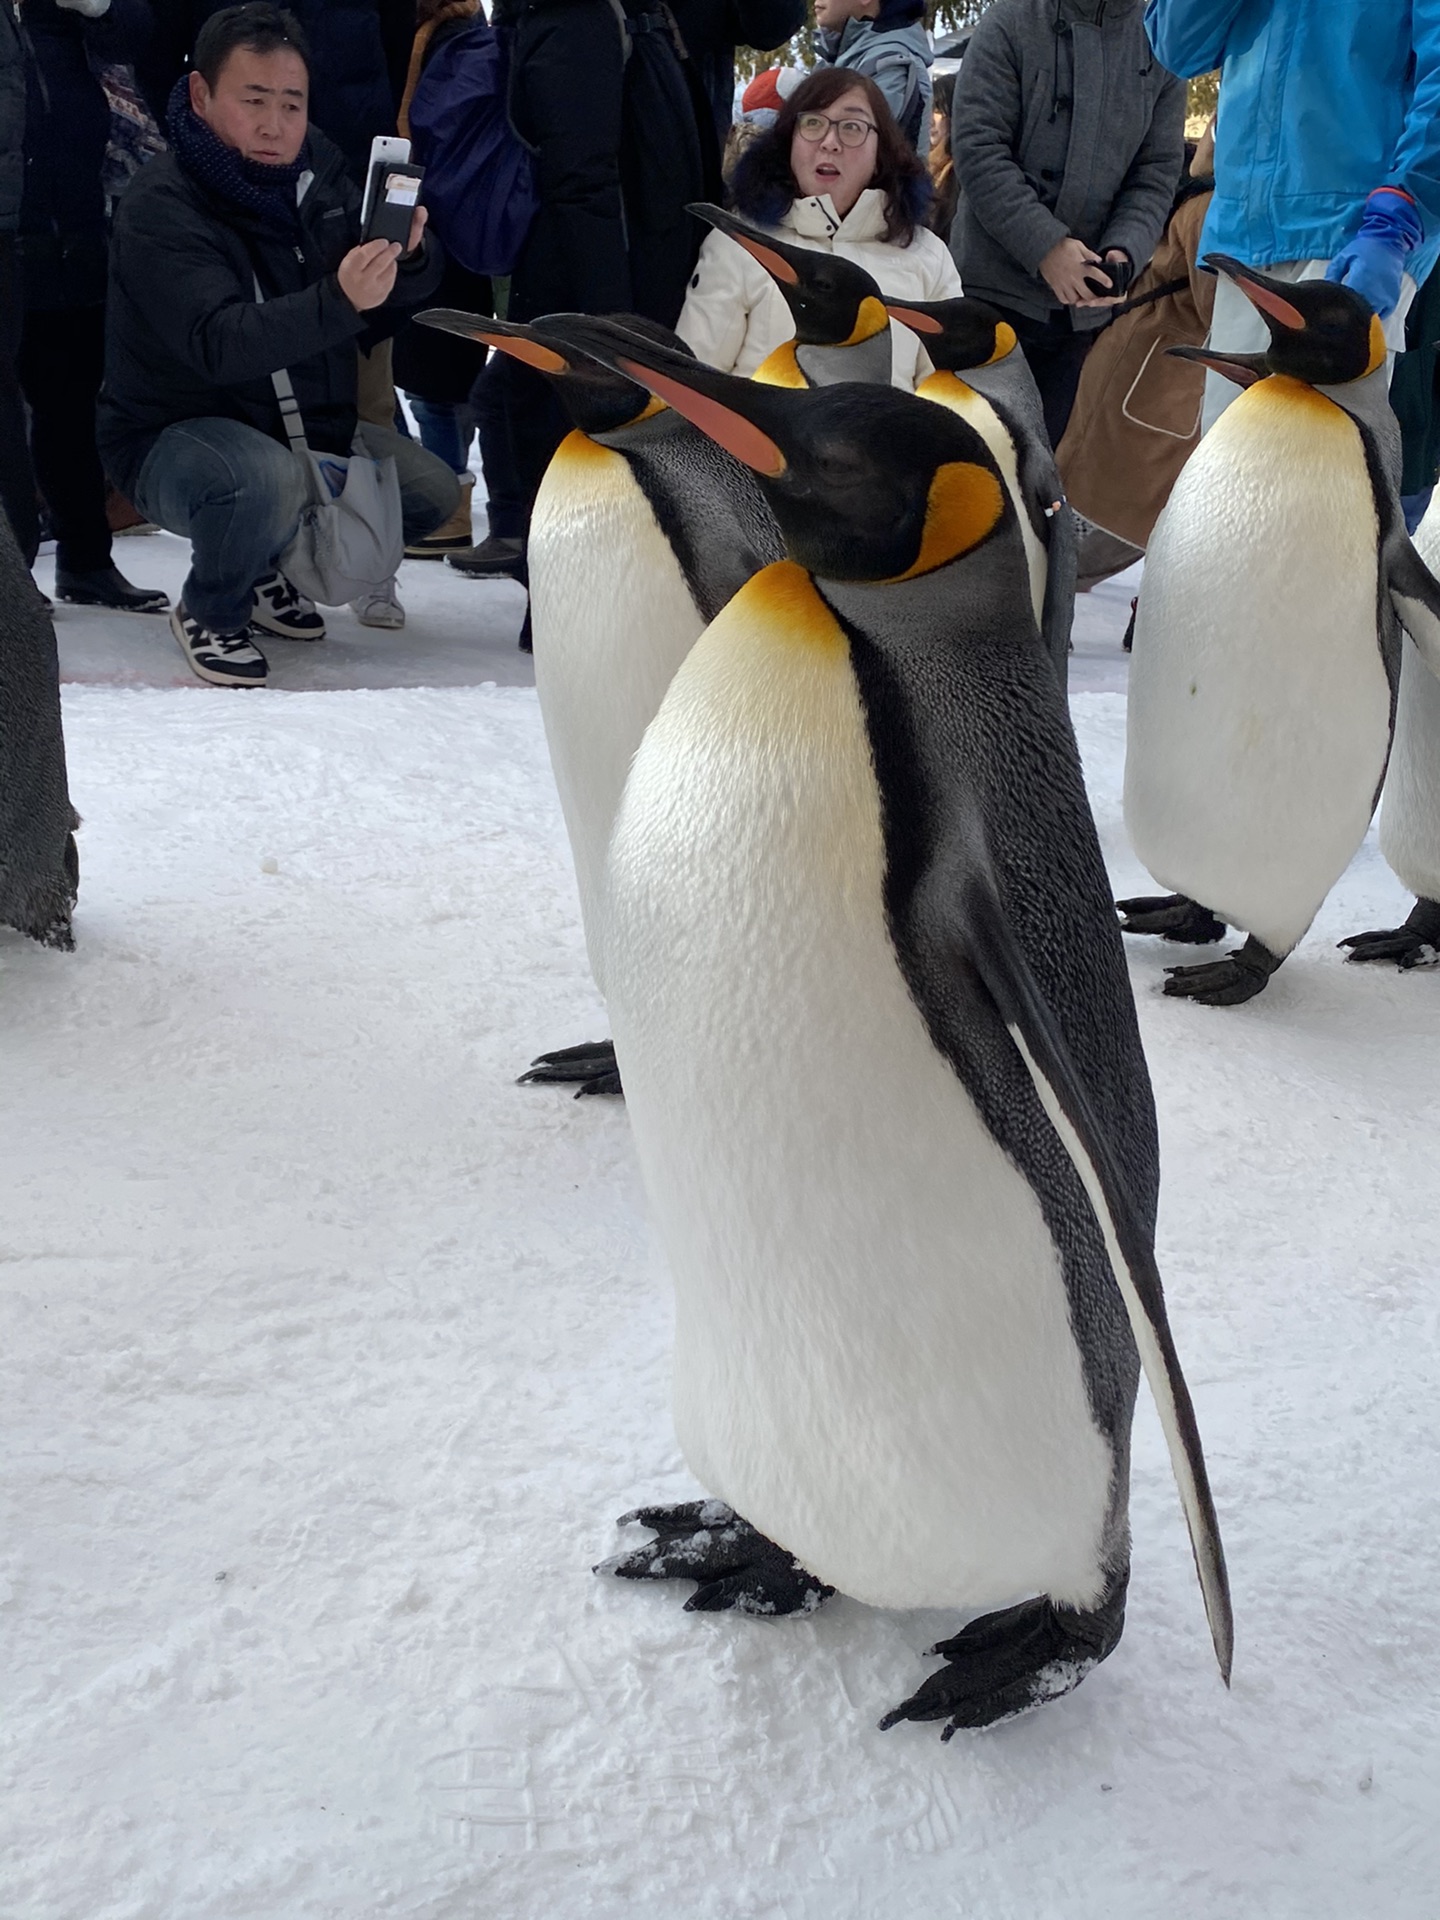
xmin=1055 ymin=186 xmax=1215 ymax=550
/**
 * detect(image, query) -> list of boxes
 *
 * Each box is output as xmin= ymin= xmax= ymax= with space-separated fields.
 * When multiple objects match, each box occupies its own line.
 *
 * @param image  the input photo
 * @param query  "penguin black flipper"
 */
xmin=596 ymin=1501 xmax=834 ymax=1616
xmin=955 ymin=870 xmax=1234 ymax=1685
xmin=1381 ymin=519 xmax=1440 ymax=681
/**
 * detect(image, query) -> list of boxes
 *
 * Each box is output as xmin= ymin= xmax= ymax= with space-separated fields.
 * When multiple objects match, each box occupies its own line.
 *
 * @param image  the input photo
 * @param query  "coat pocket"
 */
xmin=1121 ymin=333 xmax=1206 ymax=441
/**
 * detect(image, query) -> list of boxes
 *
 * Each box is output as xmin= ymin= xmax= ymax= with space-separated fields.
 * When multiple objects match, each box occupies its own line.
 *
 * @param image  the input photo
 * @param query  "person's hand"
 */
xmin=1075 ymin=247 xmax=1133 ymax=309
xmin=1039 ymin=236 xmax=1109 ymax=307
xmin=1325 ymin=187 xmax=1422 ymax=319
xmin=55 ymin=0 xmax=112 ymax=15
xmin=338 ymin=238 xmax=403 ymax=312
xmin=402 ymin=203 xmax=428 ymax=258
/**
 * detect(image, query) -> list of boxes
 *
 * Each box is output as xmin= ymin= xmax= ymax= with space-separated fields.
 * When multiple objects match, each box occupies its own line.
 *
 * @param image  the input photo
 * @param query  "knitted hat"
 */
xmin=740 ymin=65 xmax=806 ymax=119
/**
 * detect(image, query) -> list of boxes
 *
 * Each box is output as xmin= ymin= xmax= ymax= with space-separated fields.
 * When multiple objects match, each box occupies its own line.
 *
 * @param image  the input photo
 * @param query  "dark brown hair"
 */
xmin=730 ymin=68 xmax=931 ymax=246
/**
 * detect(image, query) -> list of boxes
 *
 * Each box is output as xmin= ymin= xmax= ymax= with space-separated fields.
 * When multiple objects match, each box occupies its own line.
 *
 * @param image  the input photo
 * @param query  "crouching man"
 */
xmin=98 ymin=2 xmax=457 ymax=685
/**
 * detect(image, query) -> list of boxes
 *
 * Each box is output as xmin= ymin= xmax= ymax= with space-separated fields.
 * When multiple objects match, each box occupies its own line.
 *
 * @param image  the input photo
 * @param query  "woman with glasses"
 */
xmin=676 ymin=68 xmax=961 ymax=388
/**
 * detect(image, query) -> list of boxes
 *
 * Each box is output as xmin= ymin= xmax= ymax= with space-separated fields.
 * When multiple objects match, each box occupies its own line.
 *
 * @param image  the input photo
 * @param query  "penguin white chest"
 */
xmin=529 ymin=433 xmax=705 ymax=985
xmin=1125 ymin=378 xmax=1390 ymax=955
xmin=1381 ymin=503 xmax=1440 ymax=900
xmin=604 ymin=565 xmax=1115 ymax=1613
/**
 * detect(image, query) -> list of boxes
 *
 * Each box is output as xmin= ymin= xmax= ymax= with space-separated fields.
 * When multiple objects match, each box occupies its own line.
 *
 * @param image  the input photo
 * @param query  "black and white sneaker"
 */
xmin=251 ymin=570 xmax=326 ymax=640
xmin=170 ymin=602 xmax=268 ymax=686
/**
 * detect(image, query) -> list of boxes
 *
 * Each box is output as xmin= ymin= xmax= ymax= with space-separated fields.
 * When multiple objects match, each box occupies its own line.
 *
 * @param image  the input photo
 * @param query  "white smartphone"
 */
xmin=360 ymin=135 xmax=413 ymax=227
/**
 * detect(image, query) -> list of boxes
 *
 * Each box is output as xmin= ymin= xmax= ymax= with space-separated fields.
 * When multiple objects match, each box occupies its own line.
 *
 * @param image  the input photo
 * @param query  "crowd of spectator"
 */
xmin=1 ymin=0 xmax=1437 ymax=685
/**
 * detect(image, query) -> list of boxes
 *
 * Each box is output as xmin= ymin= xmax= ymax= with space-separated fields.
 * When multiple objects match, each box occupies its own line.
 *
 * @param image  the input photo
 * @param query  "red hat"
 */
xmin=741 ymin=65 xmax=806 ymax=117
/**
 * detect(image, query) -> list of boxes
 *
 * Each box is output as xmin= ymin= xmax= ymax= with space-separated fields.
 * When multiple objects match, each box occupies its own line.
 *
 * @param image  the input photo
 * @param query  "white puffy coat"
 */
xmin=676 ymin=188 xmax=964 ymax=391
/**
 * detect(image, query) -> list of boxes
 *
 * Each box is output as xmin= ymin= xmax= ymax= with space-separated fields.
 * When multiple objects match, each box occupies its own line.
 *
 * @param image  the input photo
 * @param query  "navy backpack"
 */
xmin=407 ymin=17 xmax=539 ymax=279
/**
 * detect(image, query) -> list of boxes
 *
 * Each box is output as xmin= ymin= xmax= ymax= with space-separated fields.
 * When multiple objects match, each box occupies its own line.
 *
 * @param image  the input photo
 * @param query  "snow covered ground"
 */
xmin=3 ymin=547 xmax=1438 ymax=1918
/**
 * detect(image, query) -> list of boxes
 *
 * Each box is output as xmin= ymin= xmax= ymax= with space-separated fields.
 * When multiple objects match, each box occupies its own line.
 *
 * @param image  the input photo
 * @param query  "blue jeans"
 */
xmin=133 ymin=417 xmax=459 ymax=631
xmin=406 ymin=394 xmax=474 ymax=475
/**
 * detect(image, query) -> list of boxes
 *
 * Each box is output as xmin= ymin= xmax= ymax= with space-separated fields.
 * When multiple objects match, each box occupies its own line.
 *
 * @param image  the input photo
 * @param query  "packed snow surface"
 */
xmin=4 ymin=553 xmax=1439 ymax=1917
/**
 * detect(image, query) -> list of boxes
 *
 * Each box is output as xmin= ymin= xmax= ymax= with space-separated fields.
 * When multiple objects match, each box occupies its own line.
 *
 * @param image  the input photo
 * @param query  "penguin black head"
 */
xmin=536 ymin=312 xmax=1014 ymax=585
xmin=878 ymin=295 xmax=1018 ymax=375
xmin=414 ymin=309 xmax=688 ymax=436
xmin=688 ymin=203 xmax=890 ymax=351
xmin=1172 ymin=258 xmax=1386 ymax=390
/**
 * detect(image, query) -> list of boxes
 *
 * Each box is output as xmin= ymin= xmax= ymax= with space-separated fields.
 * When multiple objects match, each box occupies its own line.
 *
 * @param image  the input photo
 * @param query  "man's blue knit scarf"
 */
xmin=166 ymin=77 xmax=310 ymax=237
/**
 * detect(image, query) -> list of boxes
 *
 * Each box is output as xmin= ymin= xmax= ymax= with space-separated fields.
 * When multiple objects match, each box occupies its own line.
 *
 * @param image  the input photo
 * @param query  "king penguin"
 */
xmin=550 ymin=316 xmax=1231 ymax=1734
xmin=417 ymin=310 xmax=783 ymax=1092
xmin=1118 ymin=259 xmax=1440 ymax=1005
xmin=883 ymin=293 xmax=1077 ymax=670
xmin=688 ymin=203 xmax=895 ymax=389
xmin=1340 ymin=493 xmax=1440 ymax=969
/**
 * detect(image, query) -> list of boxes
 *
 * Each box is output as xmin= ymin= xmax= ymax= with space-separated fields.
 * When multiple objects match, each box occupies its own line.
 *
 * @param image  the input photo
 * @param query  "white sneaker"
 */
xmin=251 ymin=570 xmax=326 ymax=640
xmin=351 ymin=580 xmax=405 ymax=629
xmin=171 ymin=602 xmax=268 ymax=686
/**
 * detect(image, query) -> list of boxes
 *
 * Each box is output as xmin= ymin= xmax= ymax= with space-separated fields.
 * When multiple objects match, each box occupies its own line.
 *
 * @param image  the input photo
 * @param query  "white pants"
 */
xmin=1201 ymin=259 xmax=1418 ymax=433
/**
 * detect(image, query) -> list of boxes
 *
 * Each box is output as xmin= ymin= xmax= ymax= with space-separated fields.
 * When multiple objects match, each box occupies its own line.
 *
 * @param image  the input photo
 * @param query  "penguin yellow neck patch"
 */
xmin=551 ymin=426 xmax=626 ymax=471
xmin=735 ymin=559 xmax=847 ymax=655
xmin=886 ymin=462 xmax=1006 ymax=581
xmin=1364 ymin=313 xmax=1387 ymax=378
xmin=987 ymin=321 xmax=1018 ymax=364
xmin=753 ymin=341 xmax=808 ymax=389
xmin=842 ymin=296 xmax=890 ymax=347
xmin=917 ymin=369 xmax=976 ymax=406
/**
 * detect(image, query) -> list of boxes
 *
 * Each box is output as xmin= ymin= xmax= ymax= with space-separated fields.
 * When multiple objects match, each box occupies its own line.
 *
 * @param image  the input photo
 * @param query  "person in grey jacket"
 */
xmin=815 ymin=0 xmax=932 ymax=156
xmin=950 ymin=0 xmax=1184 ymax=445
xmin=0 ymin=0 xmax=38 ymax=561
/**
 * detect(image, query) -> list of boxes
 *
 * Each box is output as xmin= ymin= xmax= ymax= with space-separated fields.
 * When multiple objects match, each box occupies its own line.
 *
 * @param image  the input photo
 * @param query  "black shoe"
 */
xmin=251 ymin=570 xmax=326 ymax=640
xmin=447 ymin=535 xmax=526 ymax=579
xmin=56 ymin=565 xmax=169 ymax=613
xmin=170 ymin=602 xmax=268 ymax=686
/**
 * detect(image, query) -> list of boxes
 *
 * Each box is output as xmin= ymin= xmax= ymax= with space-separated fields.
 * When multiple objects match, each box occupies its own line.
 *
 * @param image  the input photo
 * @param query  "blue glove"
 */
xmin=1325 ymin=188 xmax=1424 ymax=319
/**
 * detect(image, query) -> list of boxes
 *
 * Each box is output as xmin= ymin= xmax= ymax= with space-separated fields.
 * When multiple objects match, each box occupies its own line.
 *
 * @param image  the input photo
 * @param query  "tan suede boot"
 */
xmin=405 ymin=472 xmax=475 ymax=558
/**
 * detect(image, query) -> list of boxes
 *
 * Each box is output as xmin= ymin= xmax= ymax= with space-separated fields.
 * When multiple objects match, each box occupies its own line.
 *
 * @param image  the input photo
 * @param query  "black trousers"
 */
xmin=17 ymin=300 xmax=113 ymax=574
xmin=472 ymin=352 xmax=567 ymax=543
xmin=0 ymin=236 xmax=39 ymax=565
xmin=989 ymin=303 xmax=1099 ymax=450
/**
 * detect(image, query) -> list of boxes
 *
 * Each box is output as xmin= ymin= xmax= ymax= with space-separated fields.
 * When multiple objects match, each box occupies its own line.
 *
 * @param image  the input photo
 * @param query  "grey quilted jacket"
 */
xmin=949 ymin=0 xmax=1185 ymax=327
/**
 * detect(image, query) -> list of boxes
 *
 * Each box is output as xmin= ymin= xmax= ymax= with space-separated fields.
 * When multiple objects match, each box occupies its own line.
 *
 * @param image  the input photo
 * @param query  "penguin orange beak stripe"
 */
xmin=1231 ymin=280 xmax=1307 ymax=330
xmin=415 ymin=309 xmax=576 ymax=373
xmin=473 ymin=333 xmax=571 ymax=375
xmin=731 ymin=234 xmax=801 ymax=286
xmin=884 ymin=303 xmax=944 ymax=336
xmin=615 ymin=358 xmax=787 ymax=476
xmin=1167 ymin=345 xmax=1269 ymax=388
xmin=1205 ymin=255 xmax=1307 ymax=331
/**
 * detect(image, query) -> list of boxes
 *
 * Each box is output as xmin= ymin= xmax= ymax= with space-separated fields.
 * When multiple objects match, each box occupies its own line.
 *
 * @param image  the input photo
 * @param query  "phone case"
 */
xmin=362 ymin=162 xmax=424 ymax=246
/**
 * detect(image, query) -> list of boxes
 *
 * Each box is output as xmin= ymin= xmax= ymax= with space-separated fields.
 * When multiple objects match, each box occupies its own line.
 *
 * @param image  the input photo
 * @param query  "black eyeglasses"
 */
xmin=794 ymin=111 xmax=878 ymax=148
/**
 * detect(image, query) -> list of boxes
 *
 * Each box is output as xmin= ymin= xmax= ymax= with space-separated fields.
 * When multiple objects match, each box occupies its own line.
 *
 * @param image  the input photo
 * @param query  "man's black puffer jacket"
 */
xmin=98 ymin=126 xmax=443 ymax=496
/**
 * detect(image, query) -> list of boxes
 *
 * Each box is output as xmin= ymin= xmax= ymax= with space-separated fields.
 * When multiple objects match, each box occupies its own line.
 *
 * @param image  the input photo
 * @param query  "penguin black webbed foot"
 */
xmin=879 ymin=1579 xmax=1127 ymax=1740
xmin=596 ymin=1500 xmax=835 ymax=1617
xmin=1162 ymin=935 xmax=1282 ymax=1006
xmin=517 ymin=1038 xmax=624 ymax=1098
xmin=1115 ymin=893 xmax=1228 ymax=944
xmin=1339 ymin=898 xmax=1440 ymax=970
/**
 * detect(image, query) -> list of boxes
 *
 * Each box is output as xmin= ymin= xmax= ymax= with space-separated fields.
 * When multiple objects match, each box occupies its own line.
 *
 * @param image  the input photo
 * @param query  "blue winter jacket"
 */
xmin=1145 ymin=0 xmax=1440 ymax=283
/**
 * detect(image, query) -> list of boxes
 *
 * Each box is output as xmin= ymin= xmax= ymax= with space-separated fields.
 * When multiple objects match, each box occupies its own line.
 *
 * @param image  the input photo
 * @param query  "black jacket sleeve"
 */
xmin=111 ymin=174 xmax=366 ymax=388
